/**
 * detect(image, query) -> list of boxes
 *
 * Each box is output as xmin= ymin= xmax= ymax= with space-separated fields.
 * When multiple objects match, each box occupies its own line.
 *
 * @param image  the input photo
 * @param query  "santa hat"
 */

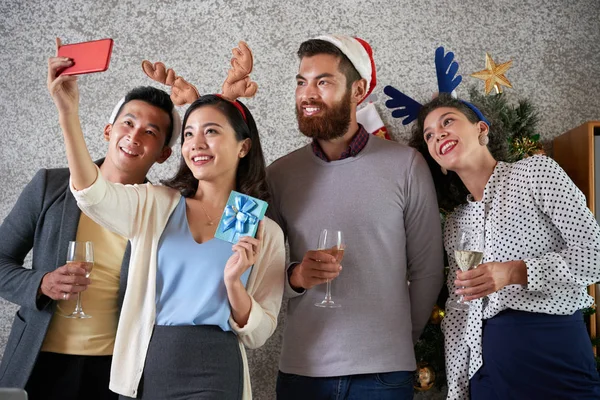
xmin=315 ymin=34 xmax=377 ymax=104
xmin=109 ymin=97 xmax=182 ymax=148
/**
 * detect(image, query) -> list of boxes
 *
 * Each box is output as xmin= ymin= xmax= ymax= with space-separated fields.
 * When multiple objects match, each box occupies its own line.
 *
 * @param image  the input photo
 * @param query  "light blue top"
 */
xmin=155 ymin=196 xmax=252 ymax=330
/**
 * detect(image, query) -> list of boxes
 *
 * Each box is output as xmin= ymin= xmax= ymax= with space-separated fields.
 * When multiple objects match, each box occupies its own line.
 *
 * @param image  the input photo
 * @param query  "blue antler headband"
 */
xmin=384 ymin=47 xmax=490 ymax=126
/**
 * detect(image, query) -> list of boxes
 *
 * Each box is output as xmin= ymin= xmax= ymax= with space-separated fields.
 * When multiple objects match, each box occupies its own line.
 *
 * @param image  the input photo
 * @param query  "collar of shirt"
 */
xmin=311 ymin=125 xmax=369 ymax=162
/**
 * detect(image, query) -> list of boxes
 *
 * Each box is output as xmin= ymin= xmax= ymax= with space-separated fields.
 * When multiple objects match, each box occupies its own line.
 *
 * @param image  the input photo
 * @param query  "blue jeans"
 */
xmin=276 ymin=370 xmax=414 ymax=400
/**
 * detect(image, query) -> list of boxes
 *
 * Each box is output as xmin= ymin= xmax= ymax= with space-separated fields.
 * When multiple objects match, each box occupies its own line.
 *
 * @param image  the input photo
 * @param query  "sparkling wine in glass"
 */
xmin=63 ymin=241 xmax=94 ymax=319
xmin=447 ymin=228 xmax=484 ymax=311
xmin=314 ymin=229 xmax=345 ymax=308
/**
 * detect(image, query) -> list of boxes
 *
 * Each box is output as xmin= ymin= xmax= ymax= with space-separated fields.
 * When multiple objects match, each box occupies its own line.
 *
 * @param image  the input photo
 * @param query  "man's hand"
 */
xmin=289 ymin=250 xmax=342 ymax=291
xmin=39 ymin=263 xmax=91 ymax=301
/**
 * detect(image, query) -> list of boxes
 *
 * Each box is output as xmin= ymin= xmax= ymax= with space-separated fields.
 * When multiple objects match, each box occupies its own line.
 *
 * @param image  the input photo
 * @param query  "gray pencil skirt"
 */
xmin=120 ymin=325 xmax=243 ymax=400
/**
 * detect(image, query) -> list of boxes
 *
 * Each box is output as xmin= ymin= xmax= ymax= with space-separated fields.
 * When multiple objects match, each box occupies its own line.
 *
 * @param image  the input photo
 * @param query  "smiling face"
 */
xmin=295 ymin=53 xmax=355 ymax=140
xmin=103 ymin=99 xmax=172 ymax=180
xmin=181 ymin=105 xmax=250 ymax=185
xmin=422 ymin=106 xmax=489 ymax=173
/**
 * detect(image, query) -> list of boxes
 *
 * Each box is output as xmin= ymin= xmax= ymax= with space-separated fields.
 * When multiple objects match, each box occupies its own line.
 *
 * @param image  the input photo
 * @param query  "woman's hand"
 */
xmin=47 ymin=38 xmax=97 ymax=191
xmin=224 ymin=221 xmax=264 ymax=286
xmin=47 ymin=38 xmax=79 ymax=116
xmin=224 ymin=221 xmax=265 ymax=328
xmin=455 ymin=260 xmax=527 ymax=301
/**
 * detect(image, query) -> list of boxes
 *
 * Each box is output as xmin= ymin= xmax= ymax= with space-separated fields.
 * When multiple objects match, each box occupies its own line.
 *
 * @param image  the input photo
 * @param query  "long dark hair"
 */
xmin=162 ymin=95 xmax=270 ymax=202
xmin=409 ymin=94 xmax=511 ymax=211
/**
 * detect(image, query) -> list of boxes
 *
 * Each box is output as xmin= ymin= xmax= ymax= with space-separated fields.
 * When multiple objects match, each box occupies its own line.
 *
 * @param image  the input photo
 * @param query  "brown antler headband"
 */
xmin=221 ymin=41 xmax=258 ymax=101
xmin=141 ymin=61 xmax=200 ymax=107
xmin=142 ymin=41 xmax=258 ymax=111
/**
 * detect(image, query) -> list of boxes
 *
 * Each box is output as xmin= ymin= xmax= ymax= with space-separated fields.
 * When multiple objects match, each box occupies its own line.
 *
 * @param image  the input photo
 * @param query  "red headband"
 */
xmin=215 ymin=94 xmax=247 ymax=123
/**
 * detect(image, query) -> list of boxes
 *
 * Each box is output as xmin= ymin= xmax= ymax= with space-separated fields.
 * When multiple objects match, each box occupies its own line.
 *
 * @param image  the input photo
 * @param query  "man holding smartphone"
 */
xmin=0 ymin=40 xmax=179 ymax=399
xmin=267 ymin=35 xmax=444 ymax=399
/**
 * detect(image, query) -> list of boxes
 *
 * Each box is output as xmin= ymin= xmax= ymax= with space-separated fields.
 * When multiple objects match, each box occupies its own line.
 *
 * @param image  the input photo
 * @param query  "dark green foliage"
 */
xmin=583 ymin=306 xmax=597 ymax=317
xmin=414 ymin=322 xmax=446 ymax=389
xmin=467 ymin=86 xmax=542 ymax=160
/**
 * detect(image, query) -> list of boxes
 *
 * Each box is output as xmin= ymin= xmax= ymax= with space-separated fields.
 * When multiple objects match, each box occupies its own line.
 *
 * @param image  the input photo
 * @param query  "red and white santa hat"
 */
xmin=315 ymin=34 xmax=377 ymax=104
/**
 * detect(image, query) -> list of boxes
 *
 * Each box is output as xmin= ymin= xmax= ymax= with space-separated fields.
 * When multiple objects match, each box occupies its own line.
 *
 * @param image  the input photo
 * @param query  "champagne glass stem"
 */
xmin=74 ymin=292 xmax=83 ymax=314
xmin=324 ymin=280 xmax=333 ymax=302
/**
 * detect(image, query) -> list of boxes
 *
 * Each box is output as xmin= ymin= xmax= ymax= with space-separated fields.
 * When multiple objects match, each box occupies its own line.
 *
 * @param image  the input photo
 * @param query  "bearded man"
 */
xmin=266 ymin=35 xmax=444 ymax=400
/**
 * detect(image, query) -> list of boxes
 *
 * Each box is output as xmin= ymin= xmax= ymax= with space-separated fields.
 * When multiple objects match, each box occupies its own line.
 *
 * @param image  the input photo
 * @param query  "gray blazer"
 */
xmin=0 ymin=163 xmax=130 ymax=388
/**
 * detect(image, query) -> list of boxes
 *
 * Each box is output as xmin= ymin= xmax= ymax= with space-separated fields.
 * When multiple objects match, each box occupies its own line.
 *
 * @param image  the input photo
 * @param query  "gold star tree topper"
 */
xmin=471 ymin=53 xmax=513 ymax=94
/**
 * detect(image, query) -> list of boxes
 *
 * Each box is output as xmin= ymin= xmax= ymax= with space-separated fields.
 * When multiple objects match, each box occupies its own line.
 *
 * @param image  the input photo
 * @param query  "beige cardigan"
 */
xmin=70 ymin=167 xmax=285 ymax=398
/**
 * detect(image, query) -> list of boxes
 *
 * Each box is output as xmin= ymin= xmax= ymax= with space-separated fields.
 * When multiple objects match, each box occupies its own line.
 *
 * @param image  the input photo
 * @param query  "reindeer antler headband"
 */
xmin=141 ymin=41 xmax=258 ymax=122
xmin=107 ymin=42 xmax=256 ymax=148
xmin=384 ymin=47 xmax=490 ymax=126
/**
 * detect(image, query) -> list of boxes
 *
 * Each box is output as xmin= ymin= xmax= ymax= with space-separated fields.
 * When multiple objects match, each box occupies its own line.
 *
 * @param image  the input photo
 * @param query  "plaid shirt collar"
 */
xmin=311 ymin=124 xmax=369 ymax=162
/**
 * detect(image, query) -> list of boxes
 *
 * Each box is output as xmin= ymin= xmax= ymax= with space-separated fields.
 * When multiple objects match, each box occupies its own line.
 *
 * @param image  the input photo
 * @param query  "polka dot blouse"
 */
xmin=441 ymin=155 xmax=600 ymax=399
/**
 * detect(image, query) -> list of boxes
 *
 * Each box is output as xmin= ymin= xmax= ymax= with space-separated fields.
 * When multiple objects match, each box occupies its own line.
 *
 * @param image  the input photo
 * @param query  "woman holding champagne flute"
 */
xmin=410 ymin=94 xmax=600 ymax=399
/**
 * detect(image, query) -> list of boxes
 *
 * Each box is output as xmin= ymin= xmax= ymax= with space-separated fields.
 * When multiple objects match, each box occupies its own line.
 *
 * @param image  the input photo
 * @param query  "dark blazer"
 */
xmin=0 ymin=163 xmax=130 ymax=388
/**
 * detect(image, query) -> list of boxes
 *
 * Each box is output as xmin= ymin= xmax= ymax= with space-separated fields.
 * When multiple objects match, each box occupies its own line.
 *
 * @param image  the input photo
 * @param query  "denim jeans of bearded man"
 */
xmin=276 ymin=370 xmax=414 ymax=400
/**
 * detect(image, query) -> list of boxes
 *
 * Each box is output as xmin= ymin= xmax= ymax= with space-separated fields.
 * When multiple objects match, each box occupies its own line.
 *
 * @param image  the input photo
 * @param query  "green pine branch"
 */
xmin=511 ymin=99 xmax=540 ymax=139
xmin=467 ymin=86 xmax=542 ymax=161
xmin=583 ymin=306 xmax=597 ymax=317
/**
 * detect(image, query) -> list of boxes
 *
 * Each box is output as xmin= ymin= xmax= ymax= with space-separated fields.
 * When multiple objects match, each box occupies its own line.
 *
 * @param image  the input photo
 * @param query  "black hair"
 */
xmin=409 ymin=94 xmax=512 ymax=211
xmin=162 ymin=95 xmax=269 ymax=202
xmin=297 ymin=39 xmax=361 ymax=89
xmin=113 ymin=86 xmax=174 ymax=147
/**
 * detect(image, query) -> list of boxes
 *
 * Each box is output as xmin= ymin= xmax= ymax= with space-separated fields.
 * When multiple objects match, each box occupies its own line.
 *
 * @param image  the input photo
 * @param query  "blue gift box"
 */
xmin=214 ymin=191 xmax=268 ymax=244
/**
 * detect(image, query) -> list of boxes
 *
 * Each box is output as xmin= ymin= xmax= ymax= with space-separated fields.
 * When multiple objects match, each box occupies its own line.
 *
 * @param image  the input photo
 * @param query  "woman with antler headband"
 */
xmin=386 ymin=48 xmax=600 ymax=399
xmin=47 ymin=40 xmax=284 ymax=399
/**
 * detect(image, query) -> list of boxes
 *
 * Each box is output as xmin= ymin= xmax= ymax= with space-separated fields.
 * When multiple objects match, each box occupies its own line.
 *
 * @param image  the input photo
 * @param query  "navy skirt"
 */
xmin=470 ymin=309 xmax=600 ymax=399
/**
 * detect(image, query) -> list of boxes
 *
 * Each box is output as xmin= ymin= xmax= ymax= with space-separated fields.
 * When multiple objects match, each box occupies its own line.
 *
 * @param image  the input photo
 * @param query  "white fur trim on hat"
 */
xmin=356 ymin=102 xmax=384 ymax=133
xmin=109 ymin=97 xmax=181 ymax=148
xmin=315 ymin=34 xmax=375 ymax=101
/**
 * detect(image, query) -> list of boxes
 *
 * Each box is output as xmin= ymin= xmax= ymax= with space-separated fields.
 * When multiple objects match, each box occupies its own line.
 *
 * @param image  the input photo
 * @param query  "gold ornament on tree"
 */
xmin=414 ymin=362 xmax=436 ymax=391
xmin=470 ymin=53 xmax=513 ymax=95
xmin=512 ymin=136 xmax=546 ymax=159
xmin=429 ymin=304 xmax=446 ymax=324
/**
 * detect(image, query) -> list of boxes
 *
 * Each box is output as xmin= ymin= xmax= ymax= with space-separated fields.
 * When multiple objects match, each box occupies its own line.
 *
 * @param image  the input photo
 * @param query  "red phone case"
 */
xmin=57 ymin=38 xmax=114 ymax=76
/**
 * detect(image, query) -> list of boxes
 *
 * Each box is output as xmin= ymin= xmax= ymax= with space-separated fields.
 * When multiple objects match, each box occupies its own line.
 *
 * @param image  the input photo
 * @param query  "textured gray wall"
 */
xmin=1 ymin=0 xmax=599 ymax=398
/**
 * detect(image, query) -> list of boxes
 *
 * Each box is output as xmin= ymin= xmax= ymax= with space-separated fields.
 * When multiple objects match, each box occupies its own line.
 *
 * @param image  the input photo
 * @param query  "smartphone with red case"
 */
xmin=57 ymin=38 xmax=114 ymax=76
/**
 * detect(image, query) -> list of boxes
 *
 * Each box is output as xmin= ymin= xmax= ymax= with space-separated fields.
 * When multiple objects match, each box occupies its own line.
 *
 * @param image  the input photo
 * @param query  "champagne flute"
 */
xmin=314 ymin=229 xmax=345 ymax=308
xmin=63 ymin=241 xmax=94 ymax=319
xmin=447 ymin=228 xmax=484 ymax=311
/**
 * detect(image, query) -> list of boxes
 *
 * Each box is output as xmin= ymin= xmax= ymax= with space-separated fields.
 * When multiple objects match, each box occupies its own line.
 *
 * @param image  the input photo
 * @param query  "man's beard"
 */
xmin=296 ymin=90 xmax=352 ymax=140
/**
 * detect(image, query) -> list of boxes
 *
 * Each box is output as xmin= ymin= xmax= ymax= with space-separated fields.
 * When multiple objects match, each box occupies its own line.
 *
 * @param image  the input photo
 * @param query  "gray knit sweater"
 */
xmin=267 ymin=135 xmax=444 ymax=377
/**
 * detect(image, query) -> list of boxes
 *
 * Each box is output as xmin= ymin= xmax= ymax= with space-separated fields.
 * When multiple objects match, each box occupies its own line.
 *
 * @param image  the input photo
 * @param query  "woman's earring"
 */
xmin=478 ymin=134 xmax=489 ymax=146
xmin=441 ymin=166 xmax=448 ymax=175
